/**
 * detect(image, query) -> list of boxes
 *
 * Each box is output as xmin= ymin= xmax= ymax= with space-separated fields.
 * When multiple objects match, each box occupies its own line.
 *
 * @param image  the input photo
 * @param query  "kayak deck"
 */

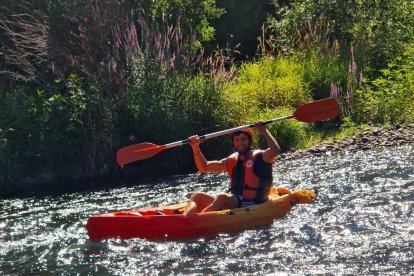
xmin=86 ymin=187 xmax=316 ymax=240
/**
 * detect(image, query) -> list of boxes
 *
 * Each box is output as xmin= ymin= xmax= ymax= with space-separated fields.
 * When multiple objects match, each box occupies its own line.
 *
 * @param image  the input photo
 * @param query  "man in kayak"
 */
xmin=184 ymin=121 xmax=281 ymax=215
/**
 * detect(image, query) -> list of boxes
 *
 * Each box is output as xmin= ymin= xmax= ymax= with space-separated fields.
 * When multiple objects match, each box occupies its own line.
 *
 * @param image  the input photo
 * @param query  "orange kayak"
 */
xmin=86 ymin=187 xmax=316 ymax=240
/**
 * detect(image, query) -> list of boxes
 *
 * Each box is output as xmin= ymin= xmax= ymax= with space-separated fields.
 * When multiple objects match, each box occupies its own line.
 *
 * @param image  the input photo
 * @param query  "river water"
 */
xmin=1 ymin=144 xmax=413 ymax=275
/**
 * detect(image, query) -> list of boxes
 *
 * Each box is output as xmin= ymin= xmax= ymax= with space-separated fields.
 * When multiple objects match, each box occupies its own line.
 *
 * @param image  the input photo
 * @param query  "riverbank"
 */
xmin=280 ymin=124 xmax=414 ymax=160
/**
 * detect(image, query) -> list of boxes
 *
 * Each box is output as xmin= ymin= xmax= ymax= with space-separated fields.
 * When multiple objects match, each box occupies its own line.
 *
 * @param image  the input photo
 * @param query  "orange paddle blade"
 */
xmin=116 ymin=142 xmax=167 ymax=166
xmin=293 ymin=98 xmax=340 ymax=123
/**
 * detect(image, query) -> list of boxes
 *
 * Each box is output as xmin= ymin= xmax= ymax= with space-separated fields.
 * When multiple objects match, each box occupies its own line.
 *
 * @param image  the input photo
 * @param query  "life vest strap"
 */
xmin=243 ymin=184 xmax=259 ymax=191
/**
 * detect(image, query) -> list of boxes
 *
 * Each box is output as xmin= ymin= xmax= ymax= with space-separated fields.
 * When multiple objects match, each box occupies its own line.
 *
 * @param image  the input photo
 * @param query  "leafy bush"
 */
xmin=126 ymin=0 xmax=223 ymax=46
xmin=268 ymin=0 xmax=414 ymax=75
xmin=0 ymin=75 xmax=118 ymax=194
xmin=0 ymin=0 xmax=229 ymax=194
xmin=353 ymin=46 xmax=414 ymax=124
xmin=299 ymin=51 xmax=348 ymax=100
xmin=223 ymin=57 xmax=312 ymax=123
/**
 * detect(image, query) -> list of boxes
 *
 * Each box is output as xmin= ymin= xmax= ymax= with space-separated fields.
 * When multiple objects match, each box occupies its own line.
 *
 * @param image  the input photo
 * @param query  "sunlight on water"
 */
xmin=1 ymin=144 xmax=413 ymax=274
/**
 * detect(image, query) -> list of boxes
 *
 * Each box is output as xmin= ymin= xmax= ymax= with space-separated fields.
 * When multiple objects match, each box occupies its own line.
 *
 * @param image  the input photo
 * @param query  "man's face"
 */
xmin=232 ymin=132 xmax=251 ymax=155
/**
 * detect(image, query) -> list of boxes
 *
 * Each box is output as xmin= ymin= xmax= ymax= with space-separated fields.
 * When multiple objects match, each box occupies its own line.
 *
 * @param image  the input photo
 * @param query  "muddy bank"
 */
xmin=279 ymin=124 xmax=414 ymax=160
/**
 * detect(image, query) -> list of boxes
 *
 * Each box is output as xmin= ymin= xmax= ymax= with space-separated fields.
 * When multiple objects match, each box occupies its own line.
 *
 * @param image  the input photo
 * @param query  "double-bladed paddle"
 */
xmin=117 ymin=97 xmax=340 ymax=166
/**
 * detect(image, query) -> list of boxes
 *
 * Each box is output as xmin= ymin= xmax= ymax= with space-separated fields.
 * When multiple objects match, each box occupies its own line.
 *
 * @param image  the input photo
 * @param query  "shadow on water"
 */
xmin=1 ymin=144 xmax=413 ymax=275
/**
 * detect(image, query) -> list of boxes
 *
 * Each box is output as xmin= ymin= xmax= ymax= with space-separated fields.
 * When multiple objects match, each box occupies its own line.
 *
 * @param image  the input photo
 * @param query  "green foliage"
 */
xmin=268 ymin=0 xmax=414 ymax=74
xmin=223 ymin=57 xmax=312 ymax=123
xmin=0 ymin=0 xmax=227 ymax=193
xmin=353 ymin=46 xmax=414 ymax=124
xmin=124 ymin=0 xmax=223 ymax=45
xmin=0 ymin=75 xmax=118 ymax=191
xmin=299 ymin=52 xmax=348 ymax=99
xmin=120 ymin=57 xmax=231 ymax=143
xmin=338 ymin=116 xmax=358 ymax=137
xmin=269 ymin=0 xmax=358 ymax=50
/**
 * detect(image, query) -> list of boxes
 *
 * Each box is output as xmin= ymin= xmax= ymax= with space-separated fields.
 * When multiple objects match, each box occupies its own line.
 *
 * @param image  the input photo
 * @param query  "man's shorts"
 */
xmin=236 ymin=195 xmax=256 ymax=208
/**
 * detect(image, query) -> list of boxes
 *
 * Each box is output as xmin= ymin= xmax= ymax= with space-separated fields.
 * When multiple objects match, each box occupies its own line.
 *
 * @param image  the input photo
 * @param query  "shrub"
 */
xmin=268 ymin=0 xmax=414 ymax=75
xmin=223 ymin=57 xmax=312 ymax=123
xmin=353 ymin=46 xmax=414 ymax=124
xmin=0 ymin=75 xmax=118 ymax=194
xmin=117 ymin=57 xmax=233 ymax=173
xmin=126 ymin=0 xmax=224 ymax=46
xmin=299 ymin=51 xmax=348 ymax=100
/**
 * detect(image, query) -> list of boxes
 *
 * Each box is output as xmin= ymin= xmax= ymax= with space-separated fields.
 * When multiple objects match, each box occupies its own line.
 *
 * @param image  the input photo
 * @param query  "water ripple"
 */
xmin=1 ymin=144 xmax=413 ymax=275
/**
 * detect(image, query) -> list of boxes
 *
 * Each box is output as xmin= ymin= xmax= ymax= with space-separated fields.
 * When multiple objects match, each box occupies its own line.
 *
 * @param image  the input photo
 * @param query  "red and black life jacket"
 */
xmin=225 ymin=150 xmax=273 ymax=203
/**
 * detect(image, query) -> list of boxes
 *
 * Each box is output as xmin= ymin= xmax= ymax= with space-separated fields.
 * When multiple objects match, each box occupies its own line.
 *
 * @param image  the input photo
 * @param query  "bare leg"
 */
xmin=202 ymin=193 xmax=239 ymax=212
xmin=183 ymin=192 xmax=216 ymax=216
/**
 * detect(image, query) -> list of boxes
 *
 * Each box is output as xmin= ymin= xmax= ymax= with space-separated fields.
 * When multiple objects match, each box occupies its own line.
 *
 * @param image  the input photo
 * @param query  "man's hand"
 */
xmin=188 ymin=135 xmax=201 ymax=149
xmin=254 ymin=120 xmax=267 ymax=134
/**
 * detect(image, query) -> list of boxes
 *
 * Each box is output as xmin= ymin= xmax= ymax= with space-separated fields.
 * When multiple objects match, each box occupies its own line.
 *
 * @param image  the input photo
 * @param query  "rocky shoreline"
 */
xmin=279 ymin=124 xmax=414 ymax=160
